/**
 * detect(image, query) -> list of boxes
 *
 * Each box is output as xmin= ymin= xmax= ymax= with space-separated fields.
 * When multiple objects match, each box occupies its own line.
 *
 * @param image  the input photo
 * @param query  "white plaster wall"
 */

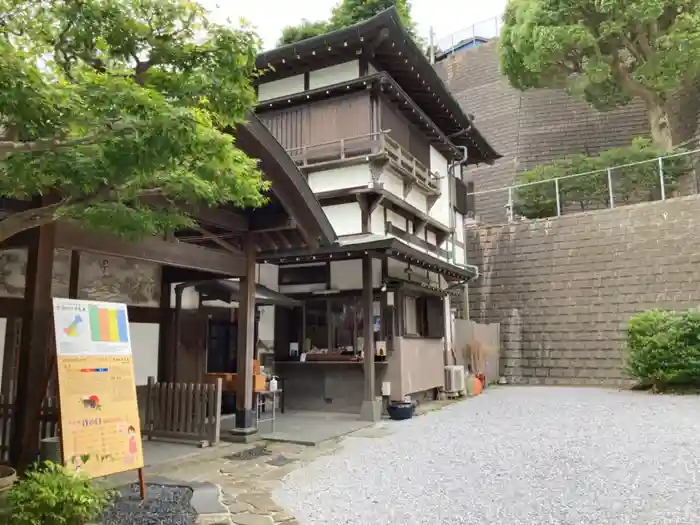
xmin=426 ymin=230 xmax=437 ymax=246
xmin=386 ymin=209 xmax=407 ymax=230
xmin=256 ymin=263 xmax=279 ymax=346
xmin=387 ymin=258 xmax=408 ymax=279
xmin=330 ymin=259 xmax=382 ymax=290
xmin=309 ymin=60 xmax=359 ymax=90
xmin=257 ymin=74 xmax=305 ymax=102
xmin=370 ymin=206 xmax=385 ymax=235
xmin=429 ymin=146 xmax=451 ymax=228
xmin=455 ymin=212 xmax=465 ymax=243
xmin=169 ymin=284 xmax=199 ymax=309
xmin=130 ymin=323 xmax=159 ymax=386
xmin=454 ymin=245 xmax=465 ymax=265
xmin=322 ymin=203 xmax=362 ymax=236
xmin=405 ymin=189 xmax=427 ymax=212
xmin=382 ymin=172 xmax=403 ymax=199
xmin=307 ymin=165 xmax=371 ymax=194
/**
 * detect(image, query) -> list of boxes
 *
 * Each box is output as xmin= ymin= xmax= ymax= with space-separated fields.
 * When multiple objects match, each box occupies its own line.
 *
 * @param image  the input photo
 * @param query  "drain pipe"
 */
xmin=443 ymin=144 xmax=473 ymax=366
xmin=449 ymin=145 xmax=473 ymax=320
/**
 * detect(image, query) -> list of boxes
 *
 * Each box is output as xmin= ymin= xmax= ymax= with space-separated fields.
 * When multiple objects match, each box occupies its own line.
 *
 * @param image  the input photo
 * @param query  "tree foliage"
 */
xmin=0 ymin=0 xmax=267 ymax=243
xmin=514 ymin=138 xmax=690 ymax=219
xmin=278 ymin=19 xmax=330 ymax=46
xmin=278 ymin=0 xmax=417 ymax=46
xmin=500 ymin=0 xmax=700 ymax=151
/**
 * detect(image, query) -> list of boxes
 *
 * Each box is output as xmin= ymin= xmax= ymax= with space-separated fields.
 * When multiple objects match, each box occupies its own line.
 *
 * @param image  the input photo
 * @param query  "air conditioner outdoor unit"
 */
xmin=444 ymin=365 xmax=465 ymax=395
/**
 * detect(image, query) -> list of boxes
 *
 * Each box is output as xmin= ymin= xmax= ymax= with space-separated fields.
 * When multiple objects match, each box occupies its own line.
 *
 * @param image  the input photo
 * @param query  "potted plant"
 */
xmin=0 ymin=466 xmax=17 ymax=494
xmin=387 ymin=400 xmax=415 ymax=420
xmin=3 ymin=461 xmax=111 ymax=525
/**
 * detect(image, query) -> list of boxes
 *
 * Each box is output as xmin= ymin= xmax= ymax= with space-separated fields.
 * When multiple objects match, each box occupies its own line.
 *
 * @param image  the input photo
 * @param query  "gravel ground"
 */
xmin=100 ymin=484 xmax=196 ymax=525
xmin=275 ymin=387 xmax=700 ymax=525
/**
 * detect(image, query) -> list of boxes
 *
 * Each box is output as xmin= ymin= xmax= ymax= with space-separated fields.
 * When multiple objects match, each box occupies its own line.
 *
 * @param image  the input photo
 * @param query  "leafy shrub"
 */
xmin=514 ymin=138 xmax=691 ymax=219
xmin=626 ymin=309 xmax=700 ymax=389
xmin=5 ymin=461 xmax=110 ymax=525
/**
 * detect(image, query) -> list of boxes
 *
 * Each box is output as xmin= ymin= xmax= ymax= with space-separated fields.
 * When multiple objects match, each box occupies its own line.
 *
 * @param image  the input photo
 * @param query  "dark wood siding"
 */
xmin=307 ymin=92 xmax=371 ymax=144
xmin=258 ymin=106 xmax=309 ymax=150
xmin=454 ymin=177 xmax=469 ymax=215
xmin=258 ymin=92 xmax=371 ymax=151
xmin=379 ymin=96 xmax=431 ymax=167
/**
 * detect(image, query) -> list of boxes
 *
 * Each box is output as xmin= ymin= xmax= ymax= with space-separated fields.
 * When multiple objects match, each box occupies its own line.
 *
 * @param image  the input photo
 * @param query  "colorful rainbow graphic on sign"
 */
xmin=63 ymin=315 xmax=82 ymax=337
xmin=88 ymin=306 xmax=129 ymax=343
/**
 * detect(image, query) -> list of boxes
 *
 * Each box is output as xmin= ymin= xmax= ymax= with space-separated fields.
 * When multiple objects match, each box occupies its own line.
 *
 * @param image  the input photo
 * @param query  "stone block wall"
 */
xmin=466 ymin=195 xmax=700 ymax=386
xmin=436 ymin=41 xmax=700 ymax=226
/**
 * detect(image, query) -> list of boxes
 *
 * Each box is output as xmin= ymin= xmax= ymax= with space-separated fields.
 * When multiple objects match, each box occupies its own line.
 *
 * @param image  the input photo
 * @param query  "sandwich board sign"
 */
xmin=52 ymin=298 xmax=144 ymax=480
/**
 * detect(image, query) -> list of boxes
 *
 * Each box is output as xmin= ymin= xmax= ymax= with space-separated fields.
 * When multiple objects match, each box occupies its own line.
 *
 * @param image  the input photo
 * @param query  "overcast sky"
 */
xmin=200 ymin=0 xmax=507 ymax=50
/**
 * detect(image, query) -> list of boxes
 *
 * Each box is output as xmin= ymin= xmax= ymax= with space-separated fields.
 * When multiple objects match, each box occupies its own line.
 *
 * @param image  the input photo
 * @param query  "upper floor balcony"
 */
xmin=286 ymin=131 xmax=441 ymax=196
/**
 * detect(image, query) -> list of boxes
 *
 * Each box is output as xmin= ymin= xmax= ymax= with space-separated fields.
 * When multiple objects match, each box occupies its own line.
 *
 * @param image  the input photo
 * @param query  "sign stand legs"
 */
xmin=138 ymin=468 xmax=147 ymax=500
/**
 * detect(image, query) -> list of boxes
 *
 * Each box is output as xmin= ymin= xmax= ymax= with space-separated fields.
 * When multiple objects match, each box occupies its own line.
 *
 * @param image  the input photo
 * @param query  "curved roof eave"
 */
xmin=234 ymin=112 xmax=337 ymax=249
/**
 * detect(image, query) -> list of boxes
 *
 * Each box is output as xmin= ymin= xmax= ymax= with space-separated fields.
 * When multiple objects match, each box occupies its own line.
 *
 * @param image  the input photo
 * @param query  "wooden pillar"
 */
xmin=234 ymin=233 xmax=256 ymax=432
xmin=172 ymin=286 xmax=183 ymax=383
xmin=67 ymin=251 xmax=80 ymax=299
xmin=10 ymin=224 xmax=56 ymax=469
xmin=157 ymin=269 xmax=172 ymax=382
xmin=360 ymin=254 xmax=380 ymax=421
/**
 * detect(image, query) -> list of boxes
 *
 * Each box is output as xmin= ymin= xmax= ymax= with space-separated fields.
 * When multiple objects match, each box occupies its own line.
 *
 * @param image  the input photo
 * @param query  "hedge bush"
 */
xmin=626 ymin=309 xmax=700 ymax=389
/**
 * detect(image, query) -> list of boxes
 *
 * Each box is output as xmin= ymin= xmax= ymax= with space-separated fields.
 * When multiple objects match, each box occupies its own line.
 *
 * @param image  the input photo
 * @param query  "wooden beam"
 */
xmin=0 ymin=229 xmax=34 ymax=250
xmin=55 ymin=223 xmax=246 ymax=276
xmin=191 ymin=225 xmax=243 ymax=256
xmin=188 ymin=206 xmax=248 ymax=232
xmin=10 ymin=224 xmax=56 ymax=470
xmin=249 ymin=213 xmax=297 ymax=233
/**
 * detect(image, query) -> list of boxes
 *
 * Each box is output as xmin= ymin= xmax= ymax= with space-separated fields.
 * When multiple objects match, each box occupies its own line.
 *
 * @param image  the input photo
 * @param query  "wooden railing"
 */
xmin=144 ymin=377 xmax=222 ymax=446
xmin=386 ymin=222 xmax=450 ymax=259
xmin=287 ymin=131 xmax=441 ymax=195
xmin=382 ymin=134 xmax=440 ymax=193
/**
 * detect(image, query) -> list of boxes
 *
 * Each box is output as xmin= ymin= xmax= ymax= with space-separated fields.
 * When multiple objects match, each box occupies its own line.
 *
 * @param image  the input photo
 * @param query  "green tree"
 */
xmin=0 ymin=0 xmax=267 ymax=243
xmin=500 ymin=0 xmax=700 ymax=151
xmin=278 ymin=19 xmax=330 ymax=46
xmin=278 ymin=0 xmax=417 ymax=46
xmin=330 ymin=0 xmax=416 ymax=36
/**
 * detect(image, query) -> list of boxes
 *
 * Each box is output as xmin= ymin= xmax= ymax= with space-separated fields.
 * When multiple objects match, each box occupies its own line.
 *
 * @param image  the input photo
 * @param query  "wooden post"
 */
xmin=145 ymin=377 xmax=155 ymax=441
xmin=68 ymin=251 xmax=80 ymax=299
xmin=157 ymin=270 xmax=172 ymax=382
xmin=210 ymin=378 xmax=222 ymax=444
xmin=10 ymin=224 xmax=56 ymax=470
xmin=172 ymin=286 xmax=183 ymax=383
xmin=234 ymin=233 xmax=256 ymax=433
xmin=138 ymin=467 xmax=147 ymax=500
xmin=360 ymin=254 xmax=380 ymax=421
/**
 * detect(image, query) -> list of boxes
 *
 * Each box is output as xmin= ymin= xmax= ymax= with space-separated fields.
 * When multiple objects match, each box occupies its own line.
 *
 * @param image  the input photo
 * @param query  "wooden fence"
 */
xmin=143 ymin=377 xmax=222 ymax=446
xmin=0 ymin=389 xmax=59 ymax=463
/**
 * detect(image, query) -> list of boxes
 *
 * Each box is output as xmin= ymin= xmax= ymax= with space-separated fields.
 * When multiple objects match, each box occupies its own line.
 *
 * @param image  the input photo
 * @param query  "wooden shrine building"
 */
xmin=1 ymin=114 xmax=335 ymax=468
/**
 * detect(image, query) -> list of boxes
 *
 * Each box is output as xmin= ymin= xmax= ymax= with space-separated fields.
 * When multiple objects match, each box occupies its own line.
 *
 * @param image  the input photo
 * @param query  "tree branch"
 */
xmin=0 ymin=120 xmax=132 ymax=157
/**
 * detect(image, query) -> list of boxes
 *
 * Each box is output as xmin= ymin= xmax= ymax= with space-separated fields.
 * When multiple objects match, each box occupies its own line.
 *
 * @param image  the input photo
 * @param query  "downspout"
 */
xmin=442 ymin=144 xmax=472 ymax=366
xmin=449 ymin=145 xmax=473 ymax=319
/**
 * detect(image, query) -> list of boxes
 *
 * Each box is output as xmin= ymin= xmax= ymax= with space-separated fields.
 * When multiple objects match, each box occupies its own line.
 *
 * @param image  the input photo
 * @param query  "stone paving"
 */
xmin=140 ymin=439 xmax=346 ymax=525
